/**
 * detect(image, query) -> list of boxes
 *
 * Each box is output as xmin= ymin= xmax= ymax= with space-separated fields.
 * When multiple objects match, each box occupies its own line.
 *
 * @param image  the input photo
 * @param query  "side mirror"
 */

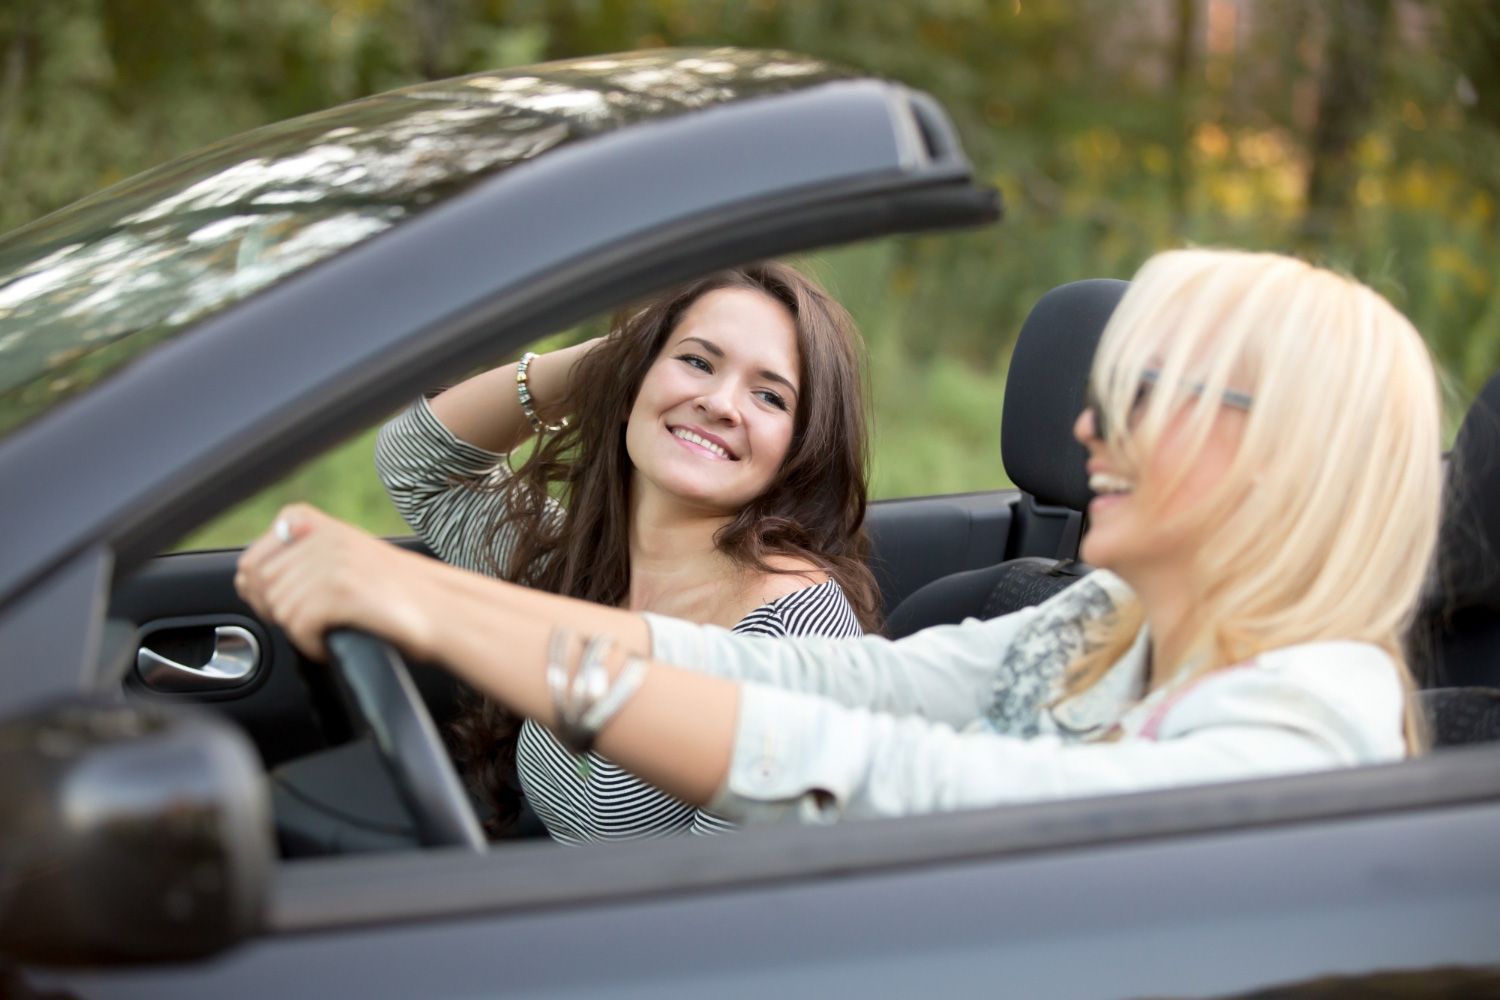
xmin=0 ymin=698 xmax=272 ymax=965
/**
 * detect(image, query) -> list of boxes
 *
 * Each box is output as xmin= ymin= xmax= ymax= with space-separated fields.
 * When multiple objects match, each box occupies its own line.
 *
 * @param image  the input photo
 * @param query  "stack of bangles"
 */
xmin=545 ymin=629 xmax=649 ymax=756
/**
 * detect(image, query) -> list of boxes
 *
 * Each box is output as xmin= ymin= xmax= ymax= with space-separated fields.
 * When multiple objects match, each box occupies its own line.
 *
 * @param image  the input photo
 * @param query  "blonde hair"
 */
xmin=1066 ymin=248 xmax=1443 ymax=751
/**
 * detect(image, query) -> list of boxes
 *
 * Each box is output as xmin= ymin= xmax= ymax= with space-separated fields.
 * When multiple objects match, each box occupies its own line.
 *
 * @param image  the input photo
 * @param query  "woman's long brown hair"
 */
xmin=449 ymin=262 xmax=880 ymax=835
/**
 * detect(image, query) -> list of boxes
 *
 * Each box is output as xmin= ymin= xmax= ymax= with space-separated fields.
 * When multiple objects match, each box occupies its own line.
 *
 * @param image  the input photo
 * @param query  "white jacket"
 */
xmin=643 ymin=571 xmax=1407 ymax=824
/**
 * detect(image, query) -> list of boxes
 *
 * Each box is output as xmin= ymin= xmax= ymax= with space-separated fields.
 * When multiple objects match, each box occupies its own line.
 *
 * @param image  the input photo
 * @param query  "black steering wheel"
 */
xmin=326 ymin=629 xmax=486 ymax=851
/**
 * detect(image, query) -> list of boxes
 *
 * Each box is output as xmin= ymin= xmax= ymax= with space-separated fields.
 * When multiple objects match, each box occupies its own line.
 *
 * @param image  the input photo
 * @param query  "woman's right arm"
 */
xmin=643 ymin=610 xmax=1033 ymax=729
xmin=426 ymin=338 xmax=600 ymax=454
xmin=374 ymin=340 xmax=599 ymax=574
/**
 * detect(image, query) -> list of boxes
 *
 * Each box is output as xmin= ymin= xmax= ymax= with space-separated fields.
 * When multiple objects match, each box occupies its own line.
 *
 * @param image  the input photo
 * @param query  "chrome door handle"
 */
xmin=136 ymin=625 xmax=261 ymax=692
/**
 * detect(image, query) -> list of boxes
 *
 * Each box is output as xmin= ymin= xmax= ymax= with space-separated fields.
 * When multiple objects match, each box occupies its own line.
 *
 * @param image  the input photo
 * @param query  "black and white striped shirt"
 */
xmin=375 ymin=399 xmax=864 ymax=844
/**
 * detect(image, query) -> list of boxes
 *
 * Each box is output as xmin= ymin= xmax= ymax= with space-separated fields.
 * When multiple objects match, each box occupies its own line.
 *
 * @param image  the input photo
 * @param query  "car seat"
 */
xmin=1410 ymin=371 xmax=1500 ymax=744
xmin=884 ymin=278 xmax=1126 ymax=639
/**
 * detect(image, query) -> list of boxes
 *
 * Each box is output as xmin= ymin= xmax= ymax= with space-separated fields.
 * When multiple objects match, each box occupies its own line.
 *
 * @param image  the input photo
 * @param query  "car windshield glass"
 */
xmin=0 ymin=49 xmax=848 ymax=438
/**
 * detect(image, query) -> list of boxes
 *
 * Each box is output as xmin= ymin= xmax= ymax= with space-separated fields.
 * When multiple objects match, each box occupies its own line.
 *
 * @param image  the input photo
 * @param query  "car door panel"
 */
xmin=133 ymin=613 xmax=269 ymax=694
xmin=110 ymin=550 xmax=338 ymax=767
xmin=110 ymin=537 xmax=478 ymax=768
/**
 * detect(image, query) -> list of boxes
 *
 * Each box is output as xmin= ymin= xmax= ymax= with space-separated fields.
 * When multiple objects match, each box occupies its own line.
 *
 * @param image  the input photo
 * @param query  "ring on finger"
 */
xmin=274 ymin=517 xmax=295 ymax=545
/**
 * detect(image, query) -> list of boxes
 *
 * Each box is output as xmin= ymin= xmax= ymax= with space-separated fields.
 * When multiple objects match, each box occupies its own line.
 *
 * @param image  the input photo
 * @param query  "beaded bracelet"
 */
xmin=515 ymin=351 xmax=569 ymax=434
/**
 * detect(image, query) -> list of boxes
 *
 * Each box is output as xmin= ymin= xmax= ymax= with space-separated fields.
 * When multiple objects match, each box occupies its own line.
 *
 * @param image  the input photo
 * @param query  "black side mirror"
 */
xmin=0 ymin=698 xmax=272 ymax=965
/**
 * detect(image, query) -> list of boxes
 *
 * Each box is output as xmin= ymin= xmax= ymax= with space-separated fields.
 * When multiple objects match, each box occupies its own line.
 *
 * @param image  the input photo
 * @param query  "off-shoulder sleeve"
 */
xmin=708 ymin=643 xmax=1407 ymax=824
xmin=734 ymin=579 xmax=865 ymax=639
xmin=374 ymin=397 xmax=560 ymax=577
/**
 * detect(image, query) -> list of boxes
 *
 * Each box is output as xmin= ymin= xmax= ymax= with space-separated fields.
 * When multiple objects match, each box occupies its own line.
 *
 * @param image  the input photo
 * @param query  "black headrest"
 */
xmin=1000 ymin=279 xmax=1129 ymax=510
xmin=1433 ymin=372 xmax=1500 ymax=611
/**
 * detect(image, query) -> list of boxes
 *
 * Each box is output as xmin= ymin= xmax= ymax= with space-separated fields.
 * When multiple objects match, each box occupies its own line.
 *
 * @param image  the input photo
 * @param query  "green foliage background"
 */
xmin=4 ymin=0 xmax=1498 ymax=547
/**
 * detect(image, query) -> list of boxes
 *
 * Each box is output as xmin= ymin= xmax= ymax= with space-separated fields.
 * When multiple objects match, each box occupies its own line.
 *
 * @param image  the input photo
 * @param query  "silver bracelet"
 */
xmin=544 ymin=627 xmax=582 ymax=733
xmin=545 ymin=629 xmax=599 ymax=753
xmin=515 ymin=351 xmax=568 ymax=434
xmin=545 ymin=630 xmax=645 ymax=756
xmin=580 ymin=656 xmax=648 ymax=739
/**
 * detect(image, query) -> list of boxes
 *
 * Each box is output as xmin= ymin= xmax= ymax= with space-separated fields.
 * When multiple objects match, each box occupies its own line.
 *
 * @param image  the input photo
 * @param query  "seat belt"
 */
xmin=1056 ymin=510 xmax=1085 ymax=561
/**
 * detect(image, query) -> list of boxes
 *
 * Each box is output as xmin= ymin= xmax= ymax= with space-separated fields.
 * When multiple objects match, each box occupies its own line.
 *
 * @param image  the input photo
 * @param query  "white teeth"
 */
xmin=672 ymin=428 xmax=730 ymax=459
xmin=1089 ymin=472 xmax=1134 ymax=495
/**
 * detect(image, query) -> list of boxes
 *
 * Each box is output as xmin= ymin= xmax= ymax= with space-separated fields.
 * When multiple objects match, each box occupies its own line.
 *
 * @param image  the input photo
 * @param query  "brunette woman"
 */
xmin=371 ymin=262 xmax=878 ymax=841
xmin=240 ymin=249 xmax=1439 ymax=823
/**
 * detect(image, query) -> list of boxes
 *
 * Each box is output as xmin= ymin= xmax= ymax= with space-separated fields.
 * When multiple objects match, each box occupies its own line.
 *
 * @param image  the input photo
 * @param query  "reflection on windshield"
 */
xmin=0 ymin=49 xmax=849 ymax=437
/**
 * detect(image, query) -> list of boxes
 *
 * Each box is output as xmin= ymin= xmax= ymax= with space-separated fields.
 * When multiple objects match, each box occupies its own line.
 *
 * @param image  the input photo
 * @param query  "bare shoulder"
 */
xmin=752 ymin=555 xmax=829 ymax=603
xmin=713 ymin=555 xmax=841 ymax=628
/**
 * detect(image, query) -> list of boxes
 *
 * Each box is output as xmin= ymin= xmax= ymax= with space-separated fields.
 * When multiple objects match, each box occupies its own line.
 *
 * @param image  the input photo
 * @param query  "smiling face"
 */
xmin=624 ymin=287 xmax=801 ymax=515
xmin=1055 ymin=249 xmax=1443 ymax=726
xmin=1073 ymin=381 xmax=1249 ymax=582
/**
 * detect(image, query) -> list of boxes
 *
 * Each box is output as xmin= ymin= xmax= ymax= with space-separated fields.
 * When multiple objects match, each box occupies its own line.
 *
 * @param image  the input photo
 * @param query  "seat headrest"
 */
xmin=1000 ymin=279 xmax=1128 ymax=511
xmin=1433 ymin=372 xmax=1500 ymax=612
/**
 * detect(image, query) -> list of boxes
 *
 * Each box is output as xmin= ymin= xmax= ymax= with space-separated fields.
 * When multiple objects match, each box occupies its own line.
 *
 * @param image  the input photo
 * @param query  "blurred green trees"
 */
xmin=5 ymin=0 xmax=1499 ymax=542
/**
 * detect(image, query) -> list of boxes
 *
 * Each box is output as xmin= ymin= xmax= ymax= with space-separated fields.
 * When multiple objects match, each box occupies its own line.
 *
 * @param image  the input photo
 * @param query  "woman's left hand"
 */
xmin=235 ymin=503 xmax=436 ymax=662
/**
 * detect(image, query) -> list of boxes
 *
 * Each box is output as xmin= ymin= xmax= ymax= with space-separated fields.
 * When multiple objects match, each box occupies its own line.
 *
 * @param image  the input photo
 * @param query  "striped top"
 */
xmin=374 ymin=399 xmax=864 ymax=843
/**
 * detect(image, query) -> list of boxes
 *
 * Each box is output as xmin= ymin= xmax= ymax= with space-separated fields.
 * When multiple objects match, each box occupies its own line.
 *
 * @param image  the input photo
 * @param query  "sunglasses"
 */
xmin=1086 ymin=368 xmax=1254 ymax=443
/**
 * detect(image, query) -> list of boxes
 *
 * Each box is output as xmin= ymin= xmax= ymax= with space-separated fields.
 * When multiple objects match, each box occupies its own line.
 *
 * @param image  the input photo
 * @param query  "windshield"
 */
xmin=0 ymin=49 xmax=850 ymax=438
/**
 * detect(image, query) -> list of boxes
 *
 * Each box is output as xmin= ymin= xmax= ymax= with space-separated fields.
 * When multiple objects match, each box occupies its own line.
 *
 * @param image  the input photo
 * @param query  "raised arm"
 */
xmin=427 ymin=338 xmax=600 ymax=454
xmin=373 ymin=339 xmax=599 ymax=574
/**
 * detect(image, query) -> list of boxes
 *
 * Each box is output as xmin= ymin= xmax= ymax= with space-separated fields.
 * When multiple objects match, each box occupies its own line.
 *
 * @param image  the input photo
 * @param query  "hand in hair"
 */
xmin=428 ymin=337 xmax=604 ymax=455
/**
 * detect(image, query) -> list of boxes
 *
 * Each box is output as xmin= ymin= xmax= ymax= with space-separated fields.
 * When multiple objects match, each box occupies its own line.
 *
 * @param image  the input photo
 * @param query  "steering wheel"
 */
xmin=326 ymin=629 xmax=486 ymax=851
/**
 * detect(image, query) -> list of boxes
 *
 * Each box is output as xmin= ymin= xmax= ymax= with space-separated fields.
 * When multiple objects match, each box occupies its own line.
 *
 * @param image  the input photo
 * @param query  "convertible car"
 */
xmin=2 ymin=49 xmax=1498 ymax=999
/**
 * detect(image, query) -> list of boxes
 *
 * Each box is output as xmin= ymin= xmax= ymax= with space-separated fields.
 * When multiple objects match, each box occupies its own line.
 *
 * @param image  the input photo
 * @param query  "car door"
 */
xmin=18 ymin=747 xmax=1500 ymax=998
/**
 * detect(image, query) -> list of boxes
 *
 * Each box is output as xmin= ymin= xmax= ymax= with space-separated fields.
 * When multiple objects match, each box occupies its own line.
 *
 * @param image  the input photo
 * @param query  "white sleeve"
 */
xmin=644 ymin=608 xmax=1036 ymax=729
xmin=709 ymin=648 xmax=1406 ymax=824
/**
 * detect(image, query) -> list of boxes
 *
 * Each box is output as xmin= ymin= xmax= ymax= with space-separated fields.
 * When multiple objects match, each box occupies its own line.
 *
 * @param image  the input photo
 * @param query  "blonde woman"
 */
xmin=237 ymin=248 xmax=1442 ymax=823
